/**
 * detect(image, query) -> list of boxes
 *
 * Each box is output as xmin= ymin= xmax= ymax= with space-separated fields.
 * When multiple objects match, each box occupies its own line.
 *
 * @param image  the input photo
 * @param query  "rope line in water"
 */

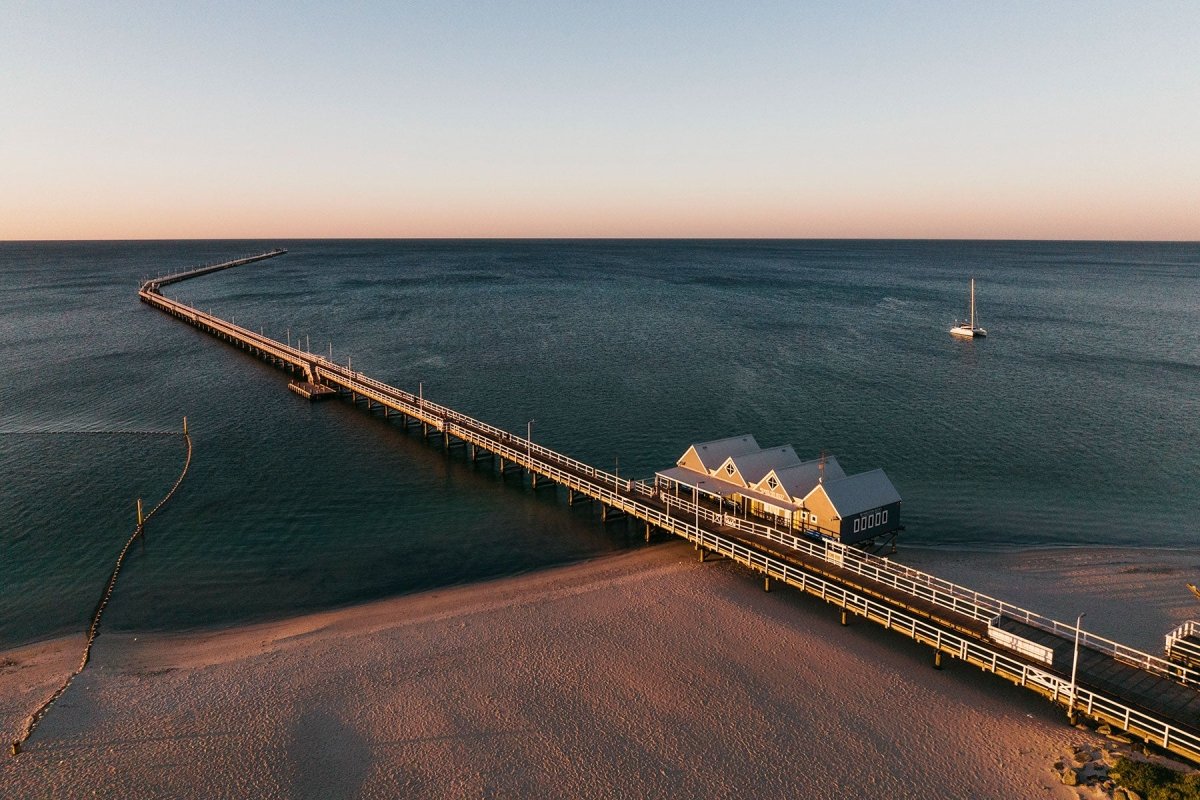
xmin=0 ymin=430 xmax=180 ymax=437
xmin=10 ymin=427 xmax=193 ymax=757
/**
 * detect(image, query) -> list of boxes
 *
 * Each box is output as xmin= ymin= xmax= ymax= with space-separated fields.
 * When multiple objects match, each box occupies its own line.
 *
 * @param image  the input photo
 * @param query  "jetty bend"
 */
xmin=139 ymin=250 xmax=1200 ymax=765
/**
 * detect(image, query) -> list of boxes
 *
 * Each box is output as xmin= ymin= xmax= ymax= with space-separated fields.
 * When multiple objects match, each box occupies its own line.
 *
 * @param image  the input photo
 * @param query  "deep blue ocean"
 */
xmin=2 ymin=240 xmax=1198 ymax=648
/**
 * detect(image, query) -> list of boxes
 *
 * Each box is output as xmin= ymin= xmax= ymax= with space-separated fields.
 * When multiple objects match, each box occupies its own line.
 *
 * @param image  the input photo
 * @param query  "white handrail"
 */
xmin=138 ymin=276 xmax=1200 ymax=762
xmin=145 ymin=284 xmax=1200 ymax=689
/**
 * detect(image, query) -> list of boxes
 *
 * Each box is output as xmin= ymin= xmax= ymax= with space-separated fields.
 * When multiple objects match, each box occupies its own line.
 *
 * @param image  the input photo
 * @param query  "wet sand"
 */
xmin=4 ymin=541 xmax=1196 ymax=799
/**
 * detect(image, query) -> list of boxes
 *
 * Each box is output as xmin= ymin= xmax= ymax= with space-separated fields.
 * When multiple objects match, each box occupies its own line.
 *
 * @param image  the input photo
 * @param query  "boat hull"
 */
xmin=950 ymin=325 xmax=987 ymax=338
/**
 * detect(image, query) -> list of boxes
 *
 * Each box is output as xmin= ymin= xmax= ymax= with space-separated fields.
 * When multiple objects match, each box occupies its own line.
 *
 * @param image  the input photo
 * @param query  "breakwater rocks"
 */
xmin=1053 ymin=729 xmax=1200 ymax=799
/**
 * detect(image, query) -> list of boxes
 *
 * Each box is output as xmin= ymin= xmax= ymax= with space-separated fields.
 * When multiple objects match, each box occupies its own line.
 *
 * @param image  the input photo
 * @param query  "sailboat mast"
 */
xmin=969 ymin=278 xmax=975 ymax=328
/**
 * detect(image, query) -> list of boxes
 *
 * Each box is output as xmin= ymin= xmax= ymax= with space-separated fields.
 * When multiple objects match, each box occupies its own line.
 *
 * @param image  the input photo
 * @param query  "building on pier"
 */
xmin=656 ymin=436 xmax=901 ymax=545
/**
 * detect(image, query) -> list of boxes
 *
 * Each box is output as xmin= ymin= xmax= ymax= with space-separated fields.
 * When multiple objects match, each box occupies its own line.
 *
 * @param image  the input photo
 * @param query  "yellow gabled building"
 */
xmin=656 ymin=437 xmax=901 ymax=545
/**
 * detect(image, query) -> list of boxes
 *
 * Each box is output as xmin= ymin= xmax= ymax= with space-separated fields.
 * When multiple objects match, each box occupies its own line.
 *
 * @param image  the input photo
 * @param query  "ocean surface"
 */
xmin=2 ymin=239 xmax=1198 ymax=648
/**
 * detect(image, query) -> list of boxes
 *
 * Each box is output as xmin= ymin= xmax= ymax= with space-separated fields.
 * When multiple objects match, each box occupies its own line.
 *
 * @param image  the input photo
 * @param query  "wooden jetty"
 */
xmin=287 ymin=380 xmax=337 ymax=400
xmin=139 ymin=250 xmax=1200 ymax=766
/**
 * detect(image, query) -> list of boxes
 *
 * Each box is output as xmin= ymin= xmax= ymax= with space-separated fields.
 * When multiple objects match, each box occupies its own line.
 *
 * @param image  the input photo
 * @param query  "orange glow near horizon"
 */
xmin=3 ymin=181 xmax=1197 ymax=241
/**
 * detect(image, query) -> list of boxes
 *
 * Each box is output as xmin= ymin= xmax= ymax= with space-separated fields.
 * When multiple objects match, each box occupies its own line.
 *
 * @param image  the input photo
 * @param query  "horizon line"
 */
xmin=4 ymin=236 xmax=1199 ymax=245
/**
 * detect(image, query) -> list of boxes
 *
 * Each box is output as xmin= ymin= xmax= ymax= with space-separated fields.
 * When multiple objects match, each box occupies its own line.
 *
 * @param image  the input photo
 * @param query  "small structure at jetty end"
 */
xmin=655 ymin=434 xmax=901 ymax=547
xmin=287 ymin=380 xmax=337 ymax=400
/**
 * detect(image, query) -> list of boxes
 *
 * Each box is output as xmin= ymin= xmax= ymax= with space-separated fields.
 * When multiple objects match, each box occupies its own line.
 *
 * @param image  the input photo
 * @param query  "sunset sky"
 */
xmin=2 ymin=2 xmax=1197 ymax=240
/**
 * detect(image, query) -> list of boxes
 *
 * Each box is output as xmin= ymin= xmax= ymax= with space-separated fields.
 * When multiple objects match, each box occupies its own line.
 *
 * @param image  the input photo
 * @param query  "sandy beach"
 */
xmin=3 ymin=540 xmax=1197 ymax=799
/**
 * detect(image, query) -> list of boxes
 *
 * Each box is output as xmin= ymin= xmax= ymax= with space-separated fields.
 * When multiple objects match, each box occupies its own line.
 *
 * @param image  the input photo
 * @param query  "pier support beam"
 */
xmin=841 ymin=609 xmax=849 ymax=626
xmin=764 ymin=576 xmax=770 ymax=593
xmin=934 ymin=650 xmax=944 ymax=670
xmin=645 ymin=521 xmax=652 ymax=542
xmin=601 ymin=505 xmax=626 ymax=522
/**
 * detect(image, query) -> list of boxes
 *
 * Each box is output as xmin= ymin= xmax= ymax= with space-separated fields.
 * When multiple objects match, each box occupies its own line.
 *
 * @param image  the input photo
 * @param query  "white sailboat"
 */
xmin=950 ymin=278 xmax=987 ymax=338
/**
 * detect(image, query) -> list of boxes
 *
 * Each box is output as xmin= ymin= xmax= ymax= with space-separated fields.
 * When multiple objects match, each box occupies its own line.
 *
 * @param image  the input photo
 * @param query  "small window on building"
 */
xmin=725 ymin=464 xmax=734 ymax=476
xmin=811 ymin=515 xmax=818 ymax=525
xmin=767 ymin=477 xmax=778 ymax=489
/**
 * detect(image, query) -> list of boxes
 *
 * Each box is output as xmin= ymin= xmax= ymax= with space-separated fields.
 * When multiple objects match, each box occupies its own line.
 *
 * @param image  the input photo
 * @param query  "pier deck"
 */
xmin=138 ymin=250 xmax=1200 ymax=765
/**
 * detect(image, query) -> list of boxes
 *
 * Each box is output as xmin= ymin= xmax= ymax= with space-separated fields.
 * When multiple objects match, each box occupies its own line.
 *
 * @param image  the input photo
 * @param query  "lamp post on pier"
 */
xmin=1069 ymin=612 xmax=1087 ymax=723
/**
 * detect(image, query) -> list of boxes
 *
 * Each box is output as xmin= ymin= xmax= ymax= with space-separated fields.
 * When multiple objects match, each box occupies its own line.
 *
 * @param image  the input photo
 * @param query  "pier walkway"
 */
xmin=139 ymin=250 xmax=1200 ymax=765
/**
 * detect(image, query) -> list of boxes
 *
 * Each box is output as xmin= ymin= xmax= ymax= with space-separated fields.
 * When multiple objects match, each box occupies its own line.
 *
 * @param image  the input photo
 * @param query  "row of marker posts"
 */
xmin=11 ymin=417 xmax=191 ymax=757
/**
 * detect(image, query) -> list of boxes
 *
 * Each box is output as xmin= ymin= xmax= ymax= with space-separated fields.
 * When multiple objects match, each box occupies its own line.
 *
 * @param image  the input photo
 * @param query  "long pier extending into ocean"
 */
xmin=140 ymin=249 xmax=1200 ymax=765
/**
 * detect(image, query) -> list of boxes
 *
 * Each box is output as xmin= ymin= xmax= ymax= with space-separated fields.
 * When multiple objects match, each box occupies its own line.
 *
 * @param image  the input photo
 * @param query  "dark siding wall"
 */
xmin=839 ymin=501 xmax=901 ymax=544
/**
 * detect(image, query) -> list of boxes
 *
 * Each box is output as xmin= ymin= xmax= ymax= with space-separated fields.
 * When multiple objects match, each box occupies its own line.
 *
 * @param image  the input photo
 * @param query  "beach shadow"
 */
xmin=287 ymin=709 xmax=371 ymax=800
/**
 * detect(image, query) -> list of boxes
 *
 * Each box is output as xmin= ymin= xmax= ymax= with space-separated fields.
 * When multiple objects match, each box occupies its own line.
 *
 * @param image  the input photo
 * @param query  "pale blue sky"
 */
xmin=2 ymin=1 xmax=1197 ymax=238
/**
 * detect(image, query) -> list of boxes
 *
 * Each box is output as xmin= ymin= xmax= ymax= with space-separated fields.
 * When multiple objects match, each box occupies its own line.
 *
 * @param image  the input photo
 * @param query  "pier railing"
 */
xmin=1167 ymin=621 xmax=1200 ymax=667
xmin=141 ymin=282 xmax=1200 ymax=691
xmin=138 ymin=256 xmax=1200 ymax=764
xmin=658 ymin=490 xmax=1200 ymax=688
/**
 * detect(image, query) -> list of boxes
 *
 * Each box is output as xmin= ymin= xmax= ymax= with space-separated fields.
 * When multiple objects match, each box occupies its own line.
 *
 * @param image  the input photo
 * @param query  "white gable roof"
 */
xmin=678 ymin=435 xmax=760 ymax=473
xmin=814 ymin=469 xmax=901 ymax=517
